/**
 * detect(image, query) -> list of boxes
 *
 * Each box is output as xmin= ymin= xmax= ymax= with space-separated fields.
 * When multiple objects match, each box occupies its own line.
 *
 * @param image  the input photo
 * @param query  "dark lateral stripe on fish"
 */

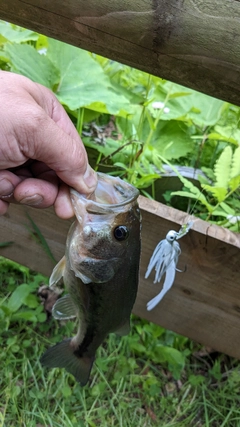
xmin=73 ymin=330 xmax=96 ymax=359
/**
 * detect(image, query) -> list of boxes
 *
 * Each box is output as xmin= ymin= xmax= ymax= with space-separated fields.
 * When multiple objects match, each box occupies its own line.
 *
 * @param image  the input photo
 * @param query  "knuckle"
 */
xmin=17 ymin=106 xmax=47 ymax=157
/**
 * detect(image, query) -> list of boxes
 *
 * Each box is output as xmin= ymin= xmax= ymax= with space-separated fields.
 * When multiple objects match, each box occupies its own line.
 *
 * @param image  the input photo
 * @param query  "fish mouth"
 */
xmin=71 ymin=173 xmax=139 ymax=214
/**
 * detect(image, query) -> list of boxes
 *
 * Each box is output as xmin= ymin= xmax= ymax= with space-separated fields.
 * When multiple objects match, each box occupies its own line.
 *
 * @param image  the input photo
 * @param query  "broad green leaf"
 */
xmin=4 ymin=43 xmax=60 ymax=89
xmin=155 ymin=345 xmax=185 ymax=378
xmin=116 ymin=116 xmax=138 ymax=140
xmin=152 ymin=122 xmax=193 ymax=160
xmin=159 ymin=346 xmax=185 ymax=367
xmin=83 ymin=108 xmax=101 ymax=123
xmin=37 ymin=312 xmax=47 ymax=323
xmin=110 ymin=79 xmax=144 ymax=105
xmin=11 ymin=311 xmax=37 ymax=322
xmin=152 ymin=82 xmax=224 ymax=125
xmin=7 ymin=284 xmax=31 ymax=313
xmin=47 ymin=39 xmax=131 ymax=116
xmin=214 ymin=146 xmax=232 ymax=188
xmin=187 ymin=92 xmax=224 ymax=126
xmin=23 ymin=294 xmax=39 ymax=309
xmin=0 ymin=34 xmax=8 ymax=44
xmin=0 ymin=21 xmax=38 ymax=43
xmin=129 ymin=341 xmax=146 ymax=353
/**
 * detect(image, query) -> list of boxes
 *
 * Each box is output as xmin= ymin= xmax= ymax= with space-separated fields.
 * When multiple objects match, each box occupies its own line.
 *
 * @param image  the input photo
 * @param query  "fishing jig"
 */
xmin=145 ymin=221 xmax=193 ymax=311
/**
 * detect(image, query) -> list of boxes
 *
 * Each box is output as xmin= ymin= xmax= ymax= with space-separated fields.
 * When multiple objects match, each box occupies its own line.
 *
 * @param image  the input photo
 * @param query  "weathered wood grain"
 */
xmin=0 ymin=1 xmax=240 ymax=104
xmin=1 ymin=196 xmax=240 ymax=358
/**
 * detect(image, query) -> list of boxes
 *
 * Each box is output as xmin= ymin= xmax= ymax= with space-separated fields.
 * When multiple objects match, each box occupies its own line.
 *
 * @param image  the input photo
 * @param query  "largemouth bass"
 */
xmin=41 ymin=173 xmax=141 ymax=385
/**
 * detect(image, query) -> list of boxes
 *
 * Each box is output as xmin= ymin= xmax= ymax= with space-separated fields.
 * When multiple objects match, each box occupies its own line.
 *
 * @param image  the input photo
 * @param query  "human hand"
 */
xmin=0 ymin=71 xmax=97 ymax=218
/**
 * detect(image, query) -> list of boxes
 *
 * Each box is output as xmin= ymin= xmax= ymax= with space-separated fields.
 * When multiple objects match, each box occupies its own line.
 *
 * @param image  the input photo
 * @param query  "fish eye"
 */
xmin=114 ymin=225 xmax=129 ymax=241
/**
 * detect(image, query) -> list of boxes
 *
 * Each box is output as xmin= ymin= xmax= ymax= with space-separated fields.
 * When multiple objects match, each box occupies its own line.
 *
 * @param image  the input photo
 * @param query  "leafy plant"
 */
xmin=0 ymin=258 xmax=47 ymax=330
xmin=171 ymin=146 xmax=240 ymax=225
xmin=0 ymin=19 xmax=239 ymax=229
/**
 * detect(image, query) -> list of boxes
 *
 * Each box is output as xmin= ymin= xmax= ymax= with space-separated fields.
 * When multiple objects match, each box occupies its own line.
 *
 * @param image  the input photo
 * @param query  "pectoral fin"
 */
xmin=49 ymin=256 xmax=66 ymax=288
xmin=52 ymin=294 xmax=77 ymax=320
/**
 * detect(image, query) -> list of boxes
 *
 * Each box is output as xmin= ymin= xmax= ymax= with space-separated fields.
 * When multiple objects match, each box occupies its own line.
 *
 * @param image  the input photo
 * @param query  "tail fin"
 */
xmin=40 ymin=339 xmax=94 ymax=386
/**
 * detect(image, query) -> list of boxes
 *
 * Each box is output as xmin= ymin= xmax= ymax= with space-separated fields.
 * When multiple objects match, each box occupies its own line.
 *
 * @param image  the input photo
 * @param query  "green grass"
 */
xmin=1 ymin=257 xmax=240 ymax=427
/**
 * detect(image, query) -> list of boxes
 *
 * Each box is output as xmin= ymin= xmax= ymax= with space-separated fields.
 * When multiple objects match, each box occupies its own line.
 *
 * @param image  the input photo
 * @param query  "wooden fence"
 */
xmin=0 ymin=1 xmax=240 ymax=358
xmin=0 ymin=0 xmax=240 ymax=105
xmin=1 ymin=199 xmax=240 ymax=359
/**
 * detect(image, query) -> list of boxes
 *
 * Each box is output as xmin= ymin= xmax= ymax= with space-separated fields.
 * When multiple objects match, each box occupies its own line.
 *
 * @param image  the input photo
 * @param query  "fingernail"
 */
xmin=0 ymin=179 xmax=14 ymax=196
xmin=83 ymin=165 xmax=97 ymax=191
xmin=19 ymin=194 xmax=44 ymax=206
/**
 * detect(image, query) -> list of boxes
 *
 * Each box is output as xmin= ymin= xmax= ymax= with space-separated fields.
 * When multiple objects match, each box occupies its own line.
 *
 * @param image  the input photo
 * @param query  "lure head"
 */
xmin=166 ymin=230 xmax=178 ymax=243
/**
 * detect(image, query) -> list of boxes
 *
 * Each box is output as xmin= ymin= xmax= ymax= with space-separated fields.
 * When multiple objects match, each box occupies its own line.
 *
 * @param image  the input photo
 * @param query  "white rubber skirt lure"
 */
xmin=145 ymin=221 xmax=193 ymax=311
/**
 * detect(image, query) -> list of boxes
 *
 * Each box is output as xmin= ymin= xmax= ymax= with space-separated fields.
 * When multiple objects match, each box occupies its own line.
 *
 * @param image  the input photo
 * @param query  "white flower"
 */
xmin=227 ymin=215 xmax=240 ymax=224
xmin=152 ymin=101 xmax=165 ymax=109
xmin=164 ymin=107 xmax=170 ymax=114
xmin=38 ymin=48 xmax=47 ymax=55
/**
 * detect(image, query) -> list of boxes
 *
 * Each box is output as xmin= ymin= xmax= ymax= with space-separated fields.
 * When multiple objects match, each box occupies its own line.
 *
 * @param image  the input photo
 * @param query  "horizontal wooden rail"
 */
xmin=1 ymin=196 xmax=240 ymax=358
xmin=0 ymin=1 xmax=240 ymax=105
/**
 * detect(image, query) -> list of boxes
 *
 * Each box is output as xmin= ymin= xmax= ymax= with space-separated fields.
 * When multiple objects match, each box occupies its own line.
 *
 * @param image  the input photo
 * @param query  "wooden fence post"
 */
xmin=0 ymin=1 xmax=240 ymax=104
